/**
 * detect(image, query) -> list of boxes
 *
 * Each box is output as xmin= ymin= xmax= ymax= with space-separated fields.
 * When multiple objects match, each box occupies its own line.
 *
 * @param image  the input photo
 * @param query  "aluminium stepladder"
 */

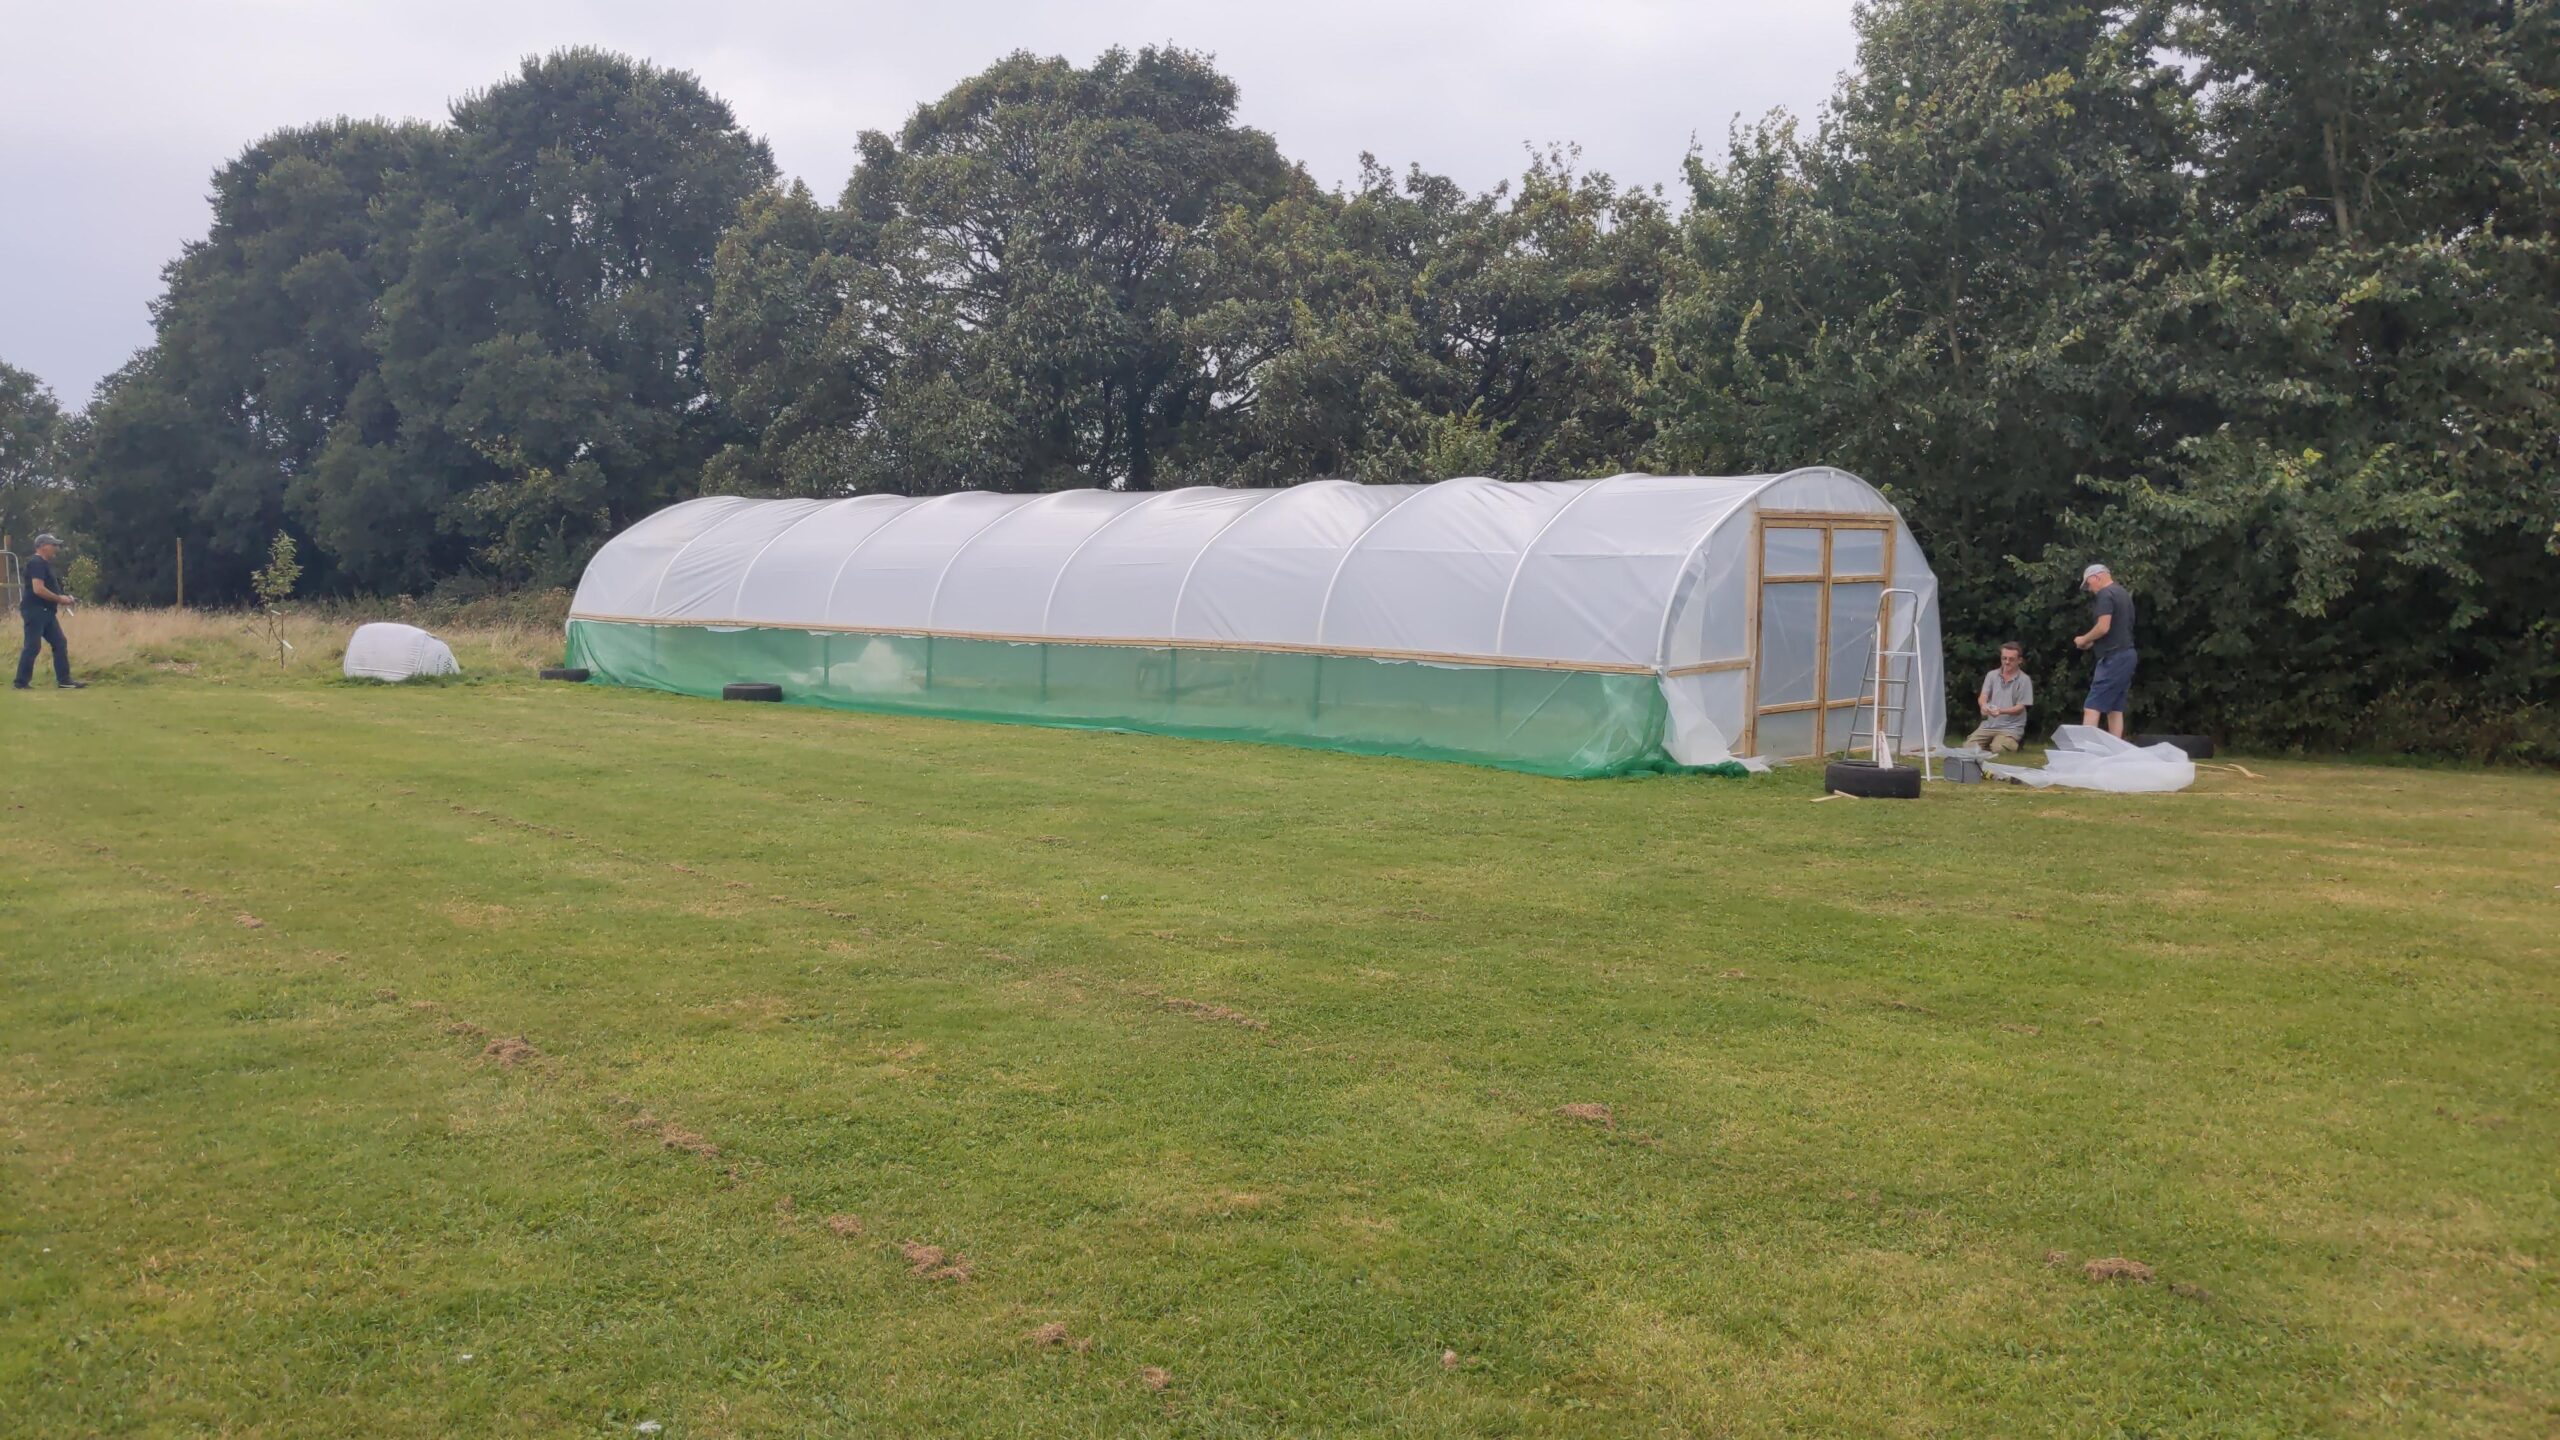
xmin=1840 ymin=586 xmax=1938 ymax=780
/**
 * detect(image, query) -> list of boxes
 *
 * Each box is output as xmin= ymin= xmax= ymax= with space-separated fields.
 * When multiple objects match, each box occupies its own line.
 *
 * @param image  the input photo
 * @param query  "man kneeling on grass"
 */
xmin=1962 ymin=641 xmax=2033 ymax=754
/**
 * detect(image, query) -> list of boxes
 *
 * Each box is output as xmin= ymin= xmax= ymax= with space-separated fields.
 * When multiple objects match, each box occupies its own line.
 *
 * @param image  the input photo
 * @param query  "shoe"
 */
xmin=10 ymin=684 xmax=26 ymax=691
xmin=57 ymin=681 xmax=86 ymax=689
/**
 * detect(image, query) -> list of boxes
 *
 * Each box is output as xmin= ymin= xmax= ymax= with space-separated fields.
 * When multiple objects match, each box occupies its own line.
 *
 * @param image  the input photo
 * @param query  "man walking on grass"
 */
xmin=2073 ymin=562 xmax=2134 ymax=736
xmin=15 ymin=533 xmax=85 ymax=691
xmin=1962 ymin=641 xmax=2034 ymax=754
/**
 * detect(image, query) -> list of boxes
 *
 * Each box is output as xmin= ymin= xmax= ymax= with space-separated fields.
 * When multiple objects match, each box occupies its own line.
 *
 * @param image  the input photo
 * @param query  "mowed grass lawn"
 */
xmin=3 ymin=656 xmax=2555 ymax=1437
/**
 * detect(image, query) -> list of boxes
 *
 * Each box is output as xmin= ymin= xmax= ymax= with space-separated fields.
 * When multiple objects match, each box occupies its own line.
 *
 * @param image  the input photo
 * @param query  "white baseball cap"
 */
xmin=2081 ymin=563 xmax=2110 ymax=581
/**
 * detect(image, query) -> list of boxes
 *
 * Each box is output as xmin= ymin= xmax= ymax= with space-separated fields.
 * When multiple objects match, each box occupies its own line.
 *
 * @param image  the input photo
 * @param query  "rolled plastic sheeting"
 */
xmin=1985 ymin=725 xmax=2195 ymax=793
xmin=343 ymin=622 xmax=460 ymax=682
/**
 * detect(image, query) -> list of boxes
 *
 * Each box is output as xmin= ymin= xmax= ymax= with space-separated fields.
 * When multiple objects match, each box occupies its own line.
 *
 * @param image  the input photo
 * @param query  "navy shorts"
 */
xmin=2086 ymin=649 xmax=2137 ymax=713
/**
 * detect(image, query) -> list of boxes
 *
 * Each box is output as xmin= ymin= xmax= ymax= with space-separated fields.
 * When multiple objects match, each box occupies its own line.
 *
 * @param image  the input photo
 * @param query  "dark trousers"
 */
xmin=16 ymin=608 xmax=70 ymax=687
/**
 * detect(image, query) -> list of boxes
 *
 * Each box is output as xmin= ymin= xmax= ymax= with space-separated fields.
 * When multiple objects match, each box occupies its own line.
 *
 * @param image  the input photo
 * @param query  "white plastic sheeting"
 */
xmin=569 ymin=470 xmax=1944 ymax=765
xmin=1986 ymin=725 xmax=2196 ymax=792
xmin=342 ymin=622 xmax=459 ymax=682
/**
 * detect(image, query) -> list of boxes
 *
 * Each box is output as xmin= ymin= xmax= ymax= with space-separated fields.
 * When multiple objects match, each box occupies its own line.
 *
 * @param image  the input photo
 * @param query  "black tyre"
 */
xmin=539 ymin=666 xmax=590 ymax=682
xmin=1824 ymin=760 xmax=1923 ymax=799
xmin=2131 ymin=733 xmax=2215 ymax=759
xmin=723 ymin=682 xmax=784 ymax=702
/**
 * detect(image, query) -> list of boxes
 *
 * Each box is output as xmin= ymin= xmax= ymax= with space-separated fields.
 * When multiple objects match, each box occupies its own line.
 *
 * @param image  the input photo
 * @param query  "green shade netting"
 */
xmin=564 ymin=619 xmax=1731 ymax=779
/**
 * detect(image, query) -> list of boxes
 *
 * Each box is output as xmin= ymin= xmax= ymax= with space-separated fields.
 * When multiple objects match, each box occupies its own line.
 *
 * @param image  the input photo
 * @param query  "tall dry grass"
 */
xmin=53 ymin=600 xmax=565 ymax=680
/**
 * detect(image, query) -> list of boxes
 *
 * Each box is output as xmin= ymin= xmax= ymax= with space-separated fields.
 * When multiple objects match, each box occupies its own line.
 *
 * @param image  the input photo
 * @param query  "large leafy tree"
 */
xmin=79 ymin=50 xmax=771 ymax=600
xmin=77 ymin=119 xmax=436 ymax=600
xmin=1649 ymin=0 xmax=2557 ymax=751
xmin=711 ymin=47 xmax=1306 ymax=495
xmin=1384 ymin=150 xmax=1678 ymax=479
xmin=708 ymin=56 xmax=1677 ymax=496
xmin=0 ymin=360 xmax=73 ymax=551
xmin=2060 ymin=0 xmax=2560 ymax=745
xmin=1188 ymin=152 xmax=1677 ymax=483
xmin=1648 ymin=0 xmax=2195 ymax=665
xmin=315 ymin=49 xmax=776 ymax=589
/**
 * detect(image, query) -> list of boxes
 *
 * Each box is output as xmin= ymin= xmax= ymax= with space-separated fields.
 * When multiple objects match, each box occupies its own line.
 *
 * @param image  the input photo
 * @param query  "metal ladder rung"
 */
xmin=1842 ymin=593 xmax=1936 ymax=779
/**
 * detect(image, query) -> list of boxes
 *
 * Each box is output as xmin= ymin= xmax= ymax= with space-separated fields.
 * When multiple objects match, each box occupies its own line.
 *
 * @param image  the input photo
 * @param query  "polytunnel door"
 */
xmin=1750 ymin=516 xmax=1895 ymax=760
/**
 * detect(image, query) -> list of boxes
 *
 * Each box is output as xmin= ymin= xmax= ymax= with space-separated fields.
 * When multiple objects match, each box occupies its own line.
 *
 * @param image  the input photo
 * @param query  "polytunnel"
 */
xmin=564 ymin=469 xmax=1943 ymax=778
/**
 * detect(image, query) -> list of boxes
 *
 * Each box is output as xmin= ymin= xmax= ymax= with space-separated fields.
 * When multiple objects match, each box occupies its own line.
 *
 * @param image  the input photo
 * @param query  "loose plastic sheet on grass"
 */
xmin=567 ymin=471 xmax=1944 ymax=777
xmin=1986 ymin=725 xmax=2197 ymax=792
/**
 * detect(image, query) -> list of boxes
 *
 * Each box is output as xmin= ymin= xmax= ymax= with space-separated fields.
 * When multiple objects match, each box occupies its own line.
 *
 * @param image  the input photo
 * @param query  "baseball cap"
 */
xmin=32 ymin=532 xmax=62 ymax=548
xmin=2081 ymin=562 xmax=2110 ymax=581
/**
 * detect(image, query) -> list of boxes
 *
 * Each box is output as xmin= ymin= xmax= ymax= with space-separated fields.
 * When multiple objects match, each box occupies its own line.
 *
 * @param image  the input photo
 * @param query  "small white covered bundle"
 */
xmin=1985 ymin=724 xmax=2195 ymax=793
xmin=342 ymin=622 xmax=460 ymax=682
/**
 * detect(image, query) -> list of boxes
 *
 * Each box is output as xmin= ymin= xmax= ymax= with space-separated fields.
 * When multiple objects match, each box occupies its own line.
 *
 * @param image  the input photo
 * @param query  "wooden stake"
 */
xmin=176 ymin=538 xmax=185 ymax=609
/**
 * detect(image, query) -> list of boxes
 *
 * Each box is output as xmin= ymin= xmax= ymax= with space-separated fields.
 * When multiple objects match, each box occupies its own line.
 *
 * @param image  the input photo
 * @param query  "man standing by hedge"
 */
xmin=14 ymin=533 xmax=84 ymax=690
xmin=2073 ymin=563 xmax=2134 ymax=736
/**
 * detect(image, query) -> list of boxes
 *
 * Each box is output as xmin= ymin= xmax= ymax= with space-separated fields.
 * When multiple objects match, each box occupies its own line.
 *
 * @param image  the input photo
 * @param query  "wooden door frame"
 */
xmin=1745 ymin=513 xmax=1897 ymax=760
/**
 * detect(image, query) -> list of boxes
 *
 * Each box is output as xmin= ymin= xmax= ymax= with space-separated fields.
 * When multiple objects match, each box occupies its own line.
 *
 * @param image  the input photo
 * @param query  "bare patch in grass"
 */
xmin=445 ymin=1020 xmax=486 ymax=1039
xmin=1555 ymin=1102 xmax=1616 ymax=1129
xmin=825 ymin=1213 xmax=865 ymax=1237
xmin=1139 ymin=1365 xmax=1172 ymax=1392
xmin=1719 ymin=968 xmax=1747 ymax=979
xmin=1440 ymin=1348 xmax=1460 ymax=1370
xmin=372 ymin=987 xmax=399 ymax=1002
xmin=234 ymin=912 xmax=265 ymax=929
xmin=626 ymin=1111 xmax=721 ymax=1159
xmin=2171 ymin=1281 xmax=2213 ymax=1301
xmin=1998 ymin=1023 xmax=2042 ymax=1036
xmin=691 ymin=994 xmax=797 ymax=1027
xmin=1884 ymin=999 xmax=1931 ymax=1014
xmin=900 ymin=1240 xmax=972 ymax=1281
xmin=2083 ymin=1256 xmax=2154 ymax=1283
xmin=658 ymin=1124 xmax=718 ymax=1158
xmin=480 ymin=1035 xmax=540 ymax=1067
xmin=1146 ymin=991 xmax=1269 ymax=1031
xmin=1030 ymin=1321 xmax=1093 ymax=1352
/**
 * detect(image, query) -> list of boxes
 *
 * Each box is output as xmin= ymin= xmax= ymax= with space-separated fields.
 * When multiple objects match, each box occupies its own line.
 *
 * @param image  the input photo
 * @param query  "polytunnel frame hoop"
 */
xmin=820 ymin=491 xmax=970 ymax=620
xmin=1039 ymin=487 xmax=1189 ymax=631
xmin=724 ymin=496 xmax=884 ymax=617
xmin=642 ymin=497 xmax=759 ymax=615
xmin=1166 ymin=483 xmax=1333 ymax=636
xmin=1492 ymin=472 xmax=1634 ymax=660
xmin=1313 ymin=477 xmax=1497 ymax=646
xmin=1649 ymin=466 xmax=1856 ymax=670
xmin=925 ymin=490 xmax=1074 ymax=628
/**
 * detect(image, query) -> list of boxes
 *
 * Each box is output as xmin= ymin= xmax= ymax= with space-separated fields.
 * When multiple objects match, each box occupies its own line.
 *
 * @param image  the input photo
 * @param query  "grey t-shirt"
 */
xmin=1978 ymin=668 xmax=2034 ymax=734
xmin=2091 ymin=583 xmax=2136 ymax=655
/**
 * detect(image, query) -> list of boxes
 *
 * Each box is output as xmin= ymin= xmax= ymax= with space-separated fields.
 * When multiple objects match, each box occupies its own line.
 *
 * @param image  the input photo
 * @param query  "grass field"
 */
xmin=3 ymin=611 xmax=2555 ymax=1437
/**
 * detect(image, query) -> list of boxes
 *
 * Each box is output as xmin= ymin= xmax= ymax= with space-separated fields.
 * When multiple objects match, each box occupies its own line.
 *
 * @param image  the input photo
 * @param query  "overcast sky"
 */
xmin=1 ymin=0 xmax=1863 ymax=406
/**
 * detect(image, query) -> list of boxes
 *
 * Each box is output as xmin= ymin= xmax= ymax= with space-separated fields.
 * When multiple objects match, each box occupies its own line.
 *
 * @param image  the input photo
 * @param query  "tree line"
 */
xmin=4 ymin=1 xmax=2553 ymax=756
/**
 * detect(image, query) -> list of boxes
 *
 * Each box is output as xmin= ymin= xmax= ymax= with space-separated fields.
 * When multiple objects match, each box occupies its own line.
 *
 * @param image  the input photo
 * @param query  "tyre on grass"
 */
xmin=2131 ymin=733 xmax=2216 ymax=759
xmin=539 ymin=667 xmax=590 ymax=682
xmin=723 ymin=682 xmax=784 ymax=702
xmin=1824 ymin=760 xmax=1923 ymax=799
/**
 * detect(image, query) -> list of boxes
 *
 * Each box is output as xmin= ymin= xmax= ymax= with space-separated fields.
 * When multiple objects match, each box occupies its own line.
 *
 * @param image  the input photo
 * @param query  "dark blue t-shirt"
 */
xmin=20 ymin=554 xmax=58 ymax=614
xmin=2091 ymin=582 xmax=2135 ymax=655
